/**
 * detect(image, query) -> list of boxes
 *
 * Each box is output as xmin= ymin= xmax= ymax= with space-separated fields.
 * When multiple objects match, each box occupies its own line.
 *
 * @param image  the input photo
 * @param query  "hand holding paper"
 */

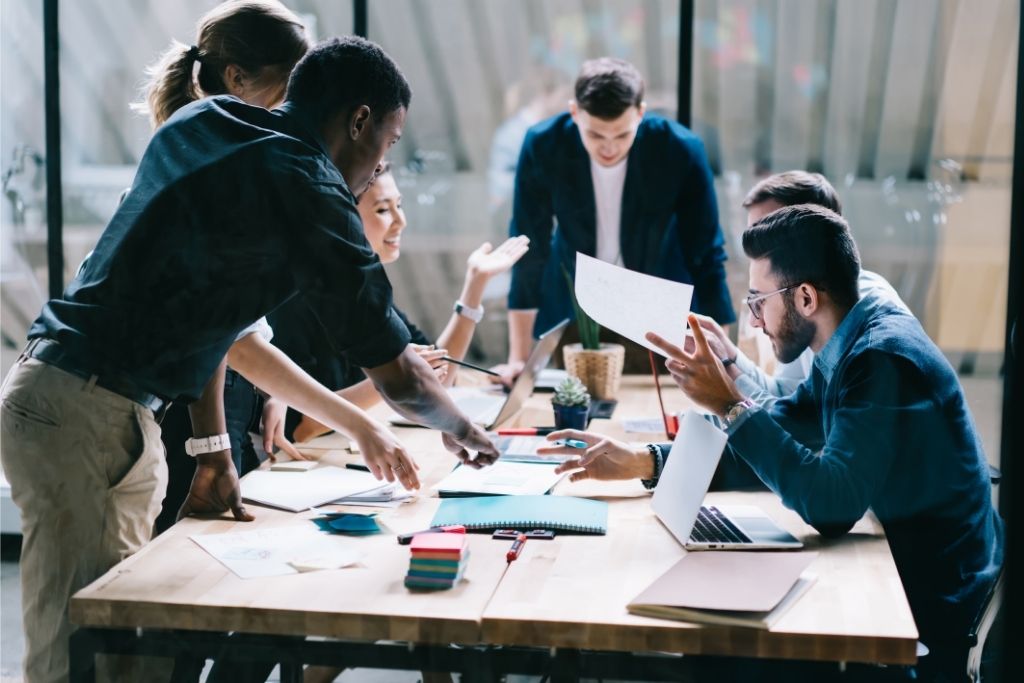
xmin=573 ymin=253 xmax=693 ymax=356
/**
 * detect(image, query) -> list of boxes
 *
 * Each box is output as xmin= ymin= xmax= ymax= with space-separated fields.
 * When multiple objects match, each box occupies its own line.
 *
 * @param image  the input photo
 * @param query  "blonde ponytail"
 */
xmin=132 ymin=40 xmax=202 ymax=129
xmin=132 ymin=1 xmax=308 ymax=130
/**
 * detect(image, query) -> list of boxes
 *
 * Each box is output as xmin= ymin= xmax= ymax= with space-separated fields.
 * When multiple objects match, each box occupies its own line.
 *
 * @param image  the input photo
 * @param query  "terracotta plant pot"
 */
xmin=552 ymin=403 xmax=589 ymax=430
xmin=562 ymin=343 xmax=625 ymax=400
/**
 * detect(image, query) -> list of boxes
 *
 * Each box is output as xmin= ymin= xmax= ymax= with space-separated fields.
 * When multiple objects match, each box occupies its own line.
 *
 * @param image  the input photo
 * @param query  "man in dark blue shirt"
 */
xmin=548 ymin=205 xmax=1003 ymax=681
xmin=0 ymin=37 xmax=497 ymax=682
xmin=502 ymin=58 xmax=734 ymax=378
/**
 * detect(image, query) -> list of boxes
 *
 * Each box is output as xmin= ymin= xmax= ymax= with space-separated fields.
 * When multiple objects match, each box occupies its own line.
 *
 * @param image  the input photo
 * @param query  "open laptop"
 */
xmin=652 ymin=411 xmax=803 ymax=550
xmin=389 ymin=319 xmax=569 ymax=430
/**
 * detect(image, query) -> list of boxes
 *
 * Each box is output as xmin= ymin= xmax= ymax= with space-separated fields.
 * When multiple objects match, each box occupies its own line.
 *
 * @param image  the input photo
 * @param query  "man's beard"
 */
xmin=771 ymin=294 xmax=816 ymax=364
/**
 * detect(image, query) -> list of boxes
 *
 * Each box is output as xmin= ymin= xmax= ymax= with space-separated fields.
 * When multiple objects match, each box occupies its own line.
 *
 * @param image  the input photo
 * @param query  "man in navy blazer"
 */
xmin=503 ymin=58 xmax=735 ymax=374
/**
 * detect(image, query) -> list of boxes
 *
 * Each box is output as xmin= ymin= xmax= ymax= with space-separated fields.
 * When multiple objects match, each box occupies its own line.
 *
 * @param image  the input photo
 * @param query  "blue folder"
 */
xmin=430 ymin=495 xmax=608 ymax=534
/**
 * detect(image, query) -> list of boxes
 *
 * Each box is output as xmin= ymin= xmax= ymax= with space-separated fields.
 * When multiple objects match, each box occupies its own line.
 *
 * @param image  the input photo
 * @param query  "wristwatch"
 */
xmin=453 ymin=300 xmax=484 ymax=323
xmin=721 ymin=398 xmax=755 ymax=431
xmin=184 ymin=433 xmax=231 ymax=457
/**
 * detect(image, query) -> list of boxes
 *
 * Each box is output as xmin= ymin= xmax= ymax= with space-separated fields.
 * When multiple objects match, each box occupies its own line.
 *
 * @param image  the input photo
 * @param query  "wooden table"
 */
xmin=68 ymin=376 xmax=918 ymax=681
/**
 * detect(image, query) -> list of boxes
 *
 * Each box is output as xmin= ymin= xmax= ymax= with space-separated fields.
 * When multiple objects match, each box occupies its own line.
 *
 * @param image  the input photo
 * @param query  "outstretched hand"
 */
xmin=542 ymin=430 xmax=652 ymax=482
xmin=177 ymin=452 xmax=254 ymax=522
xmin=645 ymin=314 xmax=744 ymax=417
xmin=466 ymin=235 xmax=530 ymax=279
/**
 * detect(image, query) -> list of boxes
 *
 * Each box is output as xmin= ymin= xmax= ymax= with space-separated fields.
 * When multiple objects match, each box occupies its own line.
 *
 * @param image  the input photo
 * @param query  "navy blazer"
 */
xmin=507 ymin=112 xmax=735 ymax=335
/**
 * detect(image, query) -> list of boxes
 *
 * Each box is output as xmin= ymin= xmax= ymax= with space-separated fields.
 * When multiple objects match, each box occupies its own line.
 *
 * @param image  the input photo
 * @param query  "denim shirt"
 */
xmin=726 ymin=292 xmax=1004 ymax=649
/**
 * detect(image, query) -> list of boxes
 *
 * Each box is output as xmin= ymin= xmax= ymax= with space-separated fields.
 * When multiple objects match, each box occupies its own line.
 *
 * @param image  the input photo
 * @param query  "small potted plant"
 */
xmin=561 ymin=268 xmax=625 ymax=399
xmin=551 ymin=376 xmax=591 ymax=430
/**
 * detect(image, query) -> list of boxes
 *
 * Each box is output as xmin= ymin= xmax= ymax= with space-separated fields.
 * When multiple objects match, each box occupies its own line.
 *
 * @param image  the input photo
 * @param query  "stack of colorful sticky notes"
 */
xmin=404 ymin=532 xmax=470 ymax=590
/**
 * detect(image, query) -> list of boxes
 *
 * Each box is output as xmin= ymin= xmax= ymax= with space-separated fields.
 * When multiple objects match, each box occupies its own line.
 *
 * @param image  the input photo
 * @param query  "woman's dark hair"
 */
xmin=743 ymin=170 xmax=843 ymax=215
xmin=134 ymin=0 xmax=309 ymax=128
xmin=742 ymin=204 xmax=861 ymax=310
xmin=285 ymin=36 xmax=412 ymax=126
xmin=574 ymin=58 xmax=644 ymax=120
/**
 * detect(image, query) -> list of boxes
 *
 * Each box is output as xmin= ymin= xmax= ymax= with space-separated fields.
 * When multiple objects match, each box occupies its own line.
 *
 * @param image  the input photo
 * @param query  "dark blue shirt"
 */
xmin=268 ymin=301 xmax=430 ymax=441
xmin=507 ymin=112 xmax=735 ymax=335
xmin=29 ymin=96 xmax=410 ymax=401
xmin=726 ymin=293 xmax=1004 ymax=649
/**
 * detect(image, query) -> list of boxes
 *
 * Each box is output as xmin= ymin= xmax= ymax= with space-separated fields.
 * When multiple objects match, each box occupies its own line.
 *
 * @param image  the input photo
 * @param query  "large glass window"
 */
xmin=692 ymin=0 xmax=1015 ymax=472
xmin=366 ymin=0 xmax=681 ymax=362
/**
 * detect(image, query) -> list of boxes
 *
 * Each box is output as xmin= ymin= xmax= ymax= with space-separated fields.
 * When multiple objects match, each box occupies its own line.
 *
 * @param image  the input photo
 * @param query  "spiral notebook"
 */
xmin=430 ymin=495 xmax=608 ymax=534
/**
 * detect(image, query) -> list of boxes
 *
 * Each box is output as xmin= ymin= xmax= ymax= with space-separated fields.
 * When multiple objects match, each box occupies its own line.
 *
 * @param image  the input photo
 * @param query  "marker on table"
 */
xmin=440 ymin=356 xmax=500 ymax=377
xmin=345 ymin=463 xmax=370 ymax=472
xmin=506 ymin=532 xmax=527 ymax=563
xmin=555 ymin=439 xmax=588 ymax=449
xmin=397 ymin=525 xmax=466 ymax=545
xmin=496 ymin=427 xmax=557 ymax=436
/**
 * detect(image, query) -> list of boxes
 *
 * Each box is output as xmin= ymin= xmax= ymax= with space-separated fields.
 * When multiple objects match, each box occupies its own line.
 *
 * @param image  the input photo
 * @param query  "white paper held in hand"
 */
xmin=574 ymin=253 xmax=694 ymax=357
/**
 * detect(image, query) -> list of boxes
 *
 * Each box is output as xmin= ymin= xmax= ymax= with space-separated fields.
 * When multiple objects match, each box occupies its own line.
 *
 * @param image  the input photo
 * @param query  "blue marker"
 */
xmin=555 ymin=439 xmax=588 ymax=449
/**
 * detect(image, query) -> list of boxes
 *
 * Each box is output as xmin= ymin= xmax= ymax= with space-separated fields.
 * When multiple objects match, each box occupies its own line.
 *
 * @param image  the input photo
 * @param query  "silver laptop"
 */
xmin=389 ymin=320 xmax=569 ymax=430
xmin=652 ymin=411 xmax=802 ymax=550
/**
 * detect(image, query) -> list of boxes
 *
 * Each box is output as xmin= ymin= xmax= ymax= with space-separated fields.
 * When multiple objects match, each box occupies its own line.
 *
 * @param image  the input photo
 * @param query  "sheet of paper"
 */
xmin=241 ymin=466 xmax=382 ymax=512
xmin=622 ymin=417 xmax=669 ymax=433
xmin=574 ymin=253 xmax=694 ymax=356
xmin=191 ymin=527 xmax=363 ymax=579
xmin=434 ymin=461 xmax=565 ymax=496
xmin=333 ymin=483 xmax=415 ymax=508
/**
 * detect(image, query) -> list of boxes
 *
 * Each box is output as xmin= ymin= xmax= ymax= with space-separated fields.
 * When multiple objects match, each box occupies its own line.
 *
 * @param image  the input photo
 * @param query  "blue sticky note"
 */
xmin=312 ymin=513 xmax=381 ymax=535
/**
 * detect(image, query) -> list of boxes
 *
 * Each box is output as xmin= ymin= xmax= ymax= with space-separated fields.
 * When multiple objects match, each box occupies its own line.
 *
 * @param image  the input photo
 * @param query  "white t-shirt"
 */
xmin=590 ymin=157 xmax=628 ymax=266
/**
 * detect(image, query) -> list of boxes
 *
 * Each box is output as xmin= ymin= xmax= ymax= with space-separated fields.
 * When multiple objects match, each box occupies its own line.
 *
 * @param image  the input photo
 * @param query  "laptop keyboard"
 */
xmin=689 ymin=506 xmax=753 ymax=545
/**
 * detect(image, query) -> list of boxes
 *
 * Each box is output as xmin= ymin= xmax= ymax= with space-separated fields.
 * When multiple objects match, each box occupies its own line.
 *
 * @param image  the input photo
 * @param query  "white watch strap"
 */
xmin=185 ymin=433 xmax=231 ymax=457
xmin=453 ymin=300 xmax=484 ymax=323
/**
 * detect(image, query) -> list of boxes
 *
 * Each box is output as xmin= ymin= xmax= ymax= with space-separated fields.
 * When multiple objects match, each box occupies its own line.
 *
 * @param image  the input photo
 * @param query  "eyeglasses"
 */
xmin=743 ymin=285 xmax=797 ymax=321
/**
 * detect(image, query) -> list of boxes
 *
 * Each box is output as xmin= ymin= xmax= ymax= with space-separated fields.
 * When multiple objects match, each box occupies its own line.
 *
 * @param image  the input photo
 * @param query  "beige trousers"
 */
xmin=1 ymin=357 xmax=170 ymax=683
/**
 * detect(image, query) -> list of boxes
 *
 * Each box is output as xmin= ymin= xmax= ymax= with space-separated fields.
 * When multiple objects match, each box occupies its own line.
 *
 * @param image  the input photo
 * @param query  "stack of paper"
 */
xmin=334 ymin=483 xmax=414 ymax=508
xmin=404 ymin=532 xmax=470 ymax=590
xmin=433 ymin=461 xmax=565 ymax=497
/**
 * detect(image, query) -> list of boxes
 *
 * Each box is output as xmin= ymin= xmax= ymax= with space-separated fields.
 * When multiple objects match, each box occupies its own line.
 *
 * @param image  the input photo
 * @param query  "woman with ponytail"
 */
xmin=136 ymin=0 xmax=308 ymax=128
xmin=132 ymin=1 xmax=313 ymax=535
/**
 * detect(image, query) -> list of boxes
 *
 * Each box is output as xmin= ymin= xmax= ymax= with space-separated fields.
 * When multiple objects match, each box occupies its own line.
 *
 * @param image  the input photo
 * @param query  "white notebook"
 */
xmin=241 ymin=466 xmax=381 ymax=512
xmin=433 ymin=461 xmax=566 ymax=497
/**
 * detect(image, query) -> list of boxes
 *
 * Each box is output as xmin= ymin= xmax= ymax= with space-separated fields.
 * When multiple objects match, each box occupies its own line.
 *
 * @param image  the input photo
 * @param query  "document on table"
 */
xmin=191 ymin=527 xmax=363 ymax=579
xmin=241 ymin=466 xmax=382 ymax=512
xmin=574 ymin=253 xmax=694 ymax=357
xmin=434 ymin=461 xmax=566 ymax=497
xmin=622 ymin=417 xmax=670 ymax=433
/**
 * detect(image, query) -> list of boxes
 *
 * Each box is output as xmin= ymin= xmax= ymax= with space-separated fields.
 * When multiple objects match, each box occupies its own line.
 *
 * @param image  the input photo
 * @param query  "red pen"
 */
xmin=506 ymin=533 xmax=527 ymax=563
xmin=496 ymin=427 xmax=556 ymax=436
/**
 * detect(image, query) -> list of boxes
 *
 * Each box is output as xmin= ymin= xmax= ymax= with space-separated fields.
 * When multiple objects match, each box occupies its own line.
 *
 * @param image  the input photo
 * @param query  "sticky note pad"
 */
xmin=410 ymin=533 xmax=467 ymax=555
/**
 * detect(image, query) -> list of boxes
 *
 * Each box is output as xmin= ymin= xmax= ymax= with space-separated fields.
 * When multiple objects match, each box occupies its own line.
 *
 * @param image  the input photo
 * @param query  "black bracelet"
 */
xmin=641 ymin=443 xmax=663 ymax=490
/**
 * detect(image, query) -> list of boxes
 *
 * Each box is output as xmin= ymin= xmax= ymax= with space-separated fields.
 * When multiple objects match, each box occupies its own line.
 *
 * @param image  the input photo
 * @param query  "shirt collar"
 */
xmin=274 ymin=102 xmax=331 ymax=158
xmin=813 ymin=292 xmax=882 ymax=383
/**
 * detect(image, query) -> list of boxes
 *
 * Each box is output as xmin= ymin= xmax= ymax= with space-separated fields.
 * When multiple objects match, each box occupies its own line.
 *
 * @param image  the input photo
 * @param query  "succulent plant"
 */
xmin=552 ymin=376 xmax=590 ymax=408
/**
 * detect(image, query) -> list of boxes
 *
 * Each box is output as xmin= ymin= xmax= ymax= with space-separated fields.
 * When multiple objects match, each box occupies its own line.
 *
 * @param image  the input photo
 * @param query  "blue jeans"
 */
xmin=156 ymin=369 xmax=262 ymax=533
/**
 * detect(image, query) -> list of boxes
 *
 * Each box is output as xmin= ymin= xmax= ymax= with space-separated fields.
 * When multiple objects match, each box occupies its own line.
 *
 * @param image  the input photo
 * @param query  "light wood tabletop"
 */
xmin=70 ymin=376 xmax=918 ymax=664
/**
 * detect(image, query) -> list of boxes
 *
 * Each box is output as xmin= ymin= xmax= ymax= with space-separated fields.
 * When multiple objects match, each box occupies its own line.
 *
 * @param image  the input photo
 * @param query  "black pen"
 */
xmin=345 ymin=463 xmax=370 ymax=472
xmin=440 ymin=356 xmax=500 ymax=377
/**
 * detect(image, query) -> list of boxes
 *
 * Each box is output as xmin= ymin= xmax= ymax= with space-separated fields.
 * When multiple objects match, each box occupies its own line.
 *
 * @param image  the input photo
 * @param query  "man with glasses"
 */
xmin=691 ymin=171 xmax=908 ymax=409
xmin=546 ymin=203 xmax=1003 ymax=681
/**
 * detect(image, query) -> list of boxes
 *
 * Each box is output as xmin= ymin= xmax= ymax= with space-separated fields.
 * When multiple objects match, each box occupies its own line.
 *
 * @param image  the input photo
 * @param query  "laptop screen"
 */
xmin=651 ymin=411 xmax=728 ymax=547
xmin=491 ymin=319 xmax=569 ymax=426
